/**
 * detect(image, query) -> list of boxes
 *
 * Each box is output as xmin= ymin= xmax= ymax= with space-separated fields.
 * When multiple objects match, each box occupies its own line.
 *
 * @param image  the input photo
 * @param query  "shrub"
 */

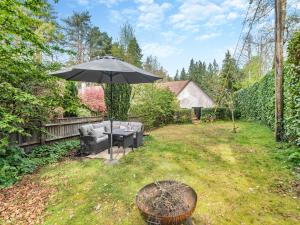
xmin=201 ymin=107 xmax=234 ymax=122
xmin=174 ymin=109 xmax=192 ymax=124
xmin=130 ymin=84 xmax=179 ymax=130
xmin=80 ymin=86 xmax=106 ymax=113
xmin=0 ymin=140 xmax=79 ymax=188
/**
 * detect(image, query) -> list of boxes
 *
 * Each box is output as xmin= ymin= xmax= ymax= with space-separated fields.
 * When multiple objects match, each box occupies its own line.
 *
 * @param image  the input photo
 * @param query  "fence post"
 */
xmin=40 ymin=121 xmax=45 ymax=145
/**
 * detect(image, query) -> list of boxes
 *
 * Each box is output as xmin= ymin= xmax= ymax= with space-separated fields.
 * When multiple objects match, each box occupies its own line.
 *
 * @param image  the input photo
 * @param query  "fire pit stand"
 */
xmin=147 ymin=217 xmax=193 ymax=225
xmin=136 ymin=180 xmax=197 ymax=225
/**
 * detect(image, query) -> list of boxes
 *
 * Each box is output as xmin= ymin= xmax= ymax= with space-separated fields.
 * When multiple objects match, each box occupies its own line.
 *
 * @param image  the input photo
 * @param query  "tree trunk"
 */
xmin=274 ymin=0 xmax=286 ymax=142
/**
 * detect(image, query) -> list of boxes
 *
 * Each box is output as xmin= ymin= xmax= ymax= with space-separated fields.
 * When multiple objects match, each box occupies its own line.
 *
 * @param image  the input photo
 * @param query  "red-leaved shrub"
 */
xmin=80 ymin=86 xmax=106 ymax=112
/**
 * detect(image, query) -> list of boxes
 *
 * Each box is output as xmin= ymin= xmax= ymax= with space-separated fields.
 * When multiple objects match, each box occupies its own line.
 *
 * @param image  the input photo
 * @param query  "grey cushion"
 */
xmin=92 ymin=123 xmax=105 ymax=129
xmin=79 ymin=124 xmax=93 ymax=136
xmin=88 ymin=127 xmax=105 ymax=138
xmin=96 ymin=136 xmax=108 ymax=143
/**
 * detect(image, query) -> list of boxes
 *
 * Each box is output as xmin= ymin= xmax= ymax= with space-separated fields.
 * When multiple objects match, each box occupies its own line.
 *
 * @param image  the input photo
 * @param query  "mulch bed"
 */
xmin=0 ymin=175 xmax=53 ymax=225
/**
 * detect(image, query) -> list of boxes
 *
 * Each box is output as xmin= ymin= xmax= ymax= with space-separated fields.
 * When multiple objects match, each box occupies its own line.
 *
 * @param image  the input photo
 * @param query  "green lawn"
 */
xmin=39 ymin=121 xmax=299 ymax=225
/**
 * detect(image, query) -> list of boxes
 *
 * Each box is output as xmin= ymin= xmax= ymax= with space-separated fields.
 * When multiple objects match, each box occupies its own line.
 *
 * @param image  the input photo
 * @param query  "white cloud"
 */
xmin=223 ymin=0 xmax=246 ymax=9
xmin=98 ymin=0 xmax=123 ymax=7
xmin=161 ymin=31 xmax=186 ymax=44
xmin=227 ymin=12 xmax=238 ymax=20
xmin=77 ymin=0 xmax=89 ymax=5
xmin=169 ymin=0 xmax=246 ymax=32
xmin=196 ymin=32 xmax=220 ymax=41
xmin=142 ymin=42 xmax=182 ymax=58
xmin=136 ymin=0 xmax=172 ymax=29
xmin=109 ymin=9 xmax=137 ymax=24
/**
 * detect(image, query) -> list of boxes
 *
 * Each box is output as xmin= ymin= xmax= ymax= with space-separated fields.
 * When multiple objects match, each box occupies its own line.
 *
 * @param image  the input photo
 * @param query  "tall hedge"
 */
xmin=235 ymin=31 xmax=300 ymax=146
xmin=234 ymin=66 xmax=300 ymax=145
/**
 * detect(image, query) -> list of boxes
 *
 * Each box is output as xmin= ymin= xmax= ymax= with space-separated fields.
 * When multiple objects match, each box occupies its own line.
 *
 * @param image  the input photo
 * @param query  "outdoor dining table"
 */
xmin=104 ymin=129 xmax=135 ymax=156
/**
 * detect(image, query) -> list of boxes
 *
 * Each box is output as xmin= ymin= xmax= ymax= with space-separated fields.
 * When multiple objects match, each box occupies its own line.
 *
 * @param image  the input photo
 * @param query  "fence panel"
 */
xmin=7 ymin=116 xmax=103 ymax=150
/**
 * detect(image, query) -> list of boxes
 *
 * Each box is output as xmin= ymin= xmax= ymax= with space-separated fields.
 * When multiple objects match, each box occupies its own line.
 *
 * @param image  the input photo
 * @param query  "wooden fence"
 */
xmin=8 ymin=116 xmax=103 ymax=151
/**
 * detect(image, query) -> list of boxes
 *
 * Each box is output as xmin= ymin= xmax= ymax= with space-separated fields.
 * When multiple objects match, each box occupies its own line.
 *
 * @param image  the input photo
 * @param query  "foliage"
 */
xmin=0 ymin=0 xmax=64 ymax=148
xmin=235 ymin=35 xmax=300 ymax=145
xmin=63 ymin=81 xmax=81 ymax=117
xmin=130 ymin=85 xmax=179 ymax=129
xmin=287 ymin=30 xmax=300 ymax=68
xmin=174 ymin=109 xmax=192 ymax=124
xmin=79 ymin=86 xmax=106 ymax=113
xmin=104 ymin=23 xmax=143 ymax=120
xmin=0 ymin=147 xmax=36 ymax=187
xmin=220 ymin=51 xmax=242 ymax=92
xmin=235 ymin=66 xmax=300 ymax=146
xmin=62 ymin=11 xmax=91 ymax=63
xmin=104 ymin=84 xmax=132 ymax=120
xmin=241 ymin=56 xmax=263 ymax=87
xmin=201 ymin=107 xmax=239 ymax=122
xmin=28 ymin=140 xmax=79 ymax=166
xmin=144 ymin=55 xmax=170 ymax=80
xmin=284 ymin=31 xmax=300 ymax=146
xmin=0 ymin=140 xmax=79 ymax=188
xmin=88 ymin=27 xmax=112 ymax=60
xmin=0 ymin=82 xmax=45 ymax=147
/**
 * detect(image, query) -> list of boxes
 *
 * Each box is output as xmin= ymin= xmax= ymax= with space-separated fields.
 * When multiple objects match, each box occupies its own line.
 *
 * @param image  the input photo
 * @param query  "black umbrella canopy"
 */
xmin=51 ymin=56 xmax=161 ymax=83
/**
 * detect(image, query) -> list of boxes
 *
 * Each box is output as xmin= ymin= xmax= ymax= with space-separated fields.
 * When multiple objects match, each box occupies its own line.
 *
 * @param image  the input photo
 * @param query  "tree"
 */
xmin=143 ymin=55 xmax=169 ymax=80
xmin=87 ymin=26 xmax=112 ymax=60
xmin=174 ymin=70 xmax=179 ymax=81
xmin=0 ymin=0 xmax=64 ymax=147
xmin=63 ymin=11 xmax=91 ymax=64
xmin=180 ymin=68 xmax=187 ymax=80
xmin=105 ymin=23 xmax=141 ymax=120
xmin=219 ymin=50 xmax=242 ymax=133
xmin=220 ymin=51 xmax=241 ymax=92
xmin=127 ymin=37 xmax=143 ymax=67
xmin=274 ymin=0 xmax=286 ymax=142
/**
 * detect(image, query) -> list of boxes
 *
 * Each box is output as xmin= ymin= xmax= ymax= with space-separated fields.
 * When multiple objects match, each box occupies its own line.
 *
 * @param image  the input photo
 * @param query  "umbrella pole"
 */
xmin=109 ymin=76 xmax=113 ymax=161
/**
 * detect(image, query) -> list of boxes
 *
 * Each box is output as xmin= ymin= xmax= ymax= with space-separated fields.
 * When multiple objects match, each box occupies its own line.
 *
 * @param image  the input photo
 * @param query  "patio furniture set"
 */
xmin=79 ymin=121 xmax=144 ymax=156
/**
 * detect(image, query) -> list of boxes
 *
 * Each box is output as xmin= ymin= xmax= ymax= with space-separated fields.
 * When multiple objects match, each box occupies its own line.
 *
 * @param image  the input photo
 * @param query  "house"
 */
xmin=159 ymin=80 xmax=215 ymax=118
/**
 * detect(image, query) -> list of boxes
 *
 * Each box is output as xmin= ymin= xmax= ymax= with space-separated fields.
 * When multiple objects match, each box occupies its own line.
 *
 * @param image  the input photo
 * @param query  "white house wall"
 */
xmin=177 ymin=82 xmax=215 ymax=108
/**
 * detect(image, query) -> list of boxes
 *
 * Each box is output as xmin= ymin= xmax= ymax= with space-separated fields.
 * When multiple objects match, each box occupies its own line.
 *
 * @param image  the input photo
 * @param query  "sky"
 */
xmin=51 ymin=0 xmax=252 ymax=77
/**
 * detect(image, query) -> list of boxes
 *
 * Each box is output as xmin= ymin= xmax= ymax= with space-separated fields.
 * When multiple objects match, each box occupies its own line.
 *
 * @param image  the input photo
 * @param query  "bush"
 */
xmin=130 ymin=84 xmax=179 ymax=130
xmin=201 ymin=107 xmax=235 ymax=122
xmin=174 ymin=109 xmax=192 ymax=124
xmin=0 ymin=140 xmax=79 ymax=188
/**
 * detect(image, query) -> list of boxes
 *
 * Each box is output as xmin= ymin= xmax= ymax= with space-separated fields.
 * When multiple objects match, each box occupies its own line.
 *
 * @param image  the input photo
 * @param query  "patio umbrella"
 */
xmin=51 ymin=56 xmax=161 ymax=160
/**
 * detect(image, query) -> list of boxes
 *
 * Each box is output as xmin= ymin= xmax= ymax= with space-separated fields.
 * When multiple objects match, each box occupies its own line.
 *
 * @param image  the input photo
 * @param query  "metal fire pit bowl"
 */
xmin=135 ymin=180 xmax=197 ymax=225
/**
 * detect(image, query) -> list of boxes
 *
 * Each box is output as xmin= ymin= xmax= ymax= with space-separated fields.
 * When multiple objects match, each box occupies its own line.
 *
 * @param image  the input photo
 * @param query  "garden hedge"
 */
xmin=201 ymin=107 xmax=240 ymax=121
xmin=174 ymin=109 xmax=192 ymax=123
xmin=234 ymin=65 xmax=300 ymax=146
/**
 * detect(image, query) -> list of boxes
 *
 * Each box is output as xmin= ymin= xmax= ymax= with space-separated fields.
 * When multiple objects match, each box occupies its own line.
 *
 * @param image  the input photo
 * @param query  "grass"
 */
xmin=38 ymin=121 xmax=299 ymax=225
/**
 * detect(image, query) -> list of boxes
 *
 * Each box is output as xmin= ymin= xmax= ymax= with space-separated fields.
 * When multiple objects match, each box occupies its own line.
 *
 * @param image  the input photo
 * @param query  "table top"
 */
xmin=104 ymin=129 xmax=135 ymax=137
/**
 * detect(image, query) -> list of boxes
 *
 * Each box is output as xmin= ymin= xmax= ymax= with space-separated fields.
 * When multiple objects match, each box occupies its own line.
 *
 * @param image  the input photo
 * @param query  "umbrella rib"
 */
xmin=66 ymin=70 xmax=85 ymax=80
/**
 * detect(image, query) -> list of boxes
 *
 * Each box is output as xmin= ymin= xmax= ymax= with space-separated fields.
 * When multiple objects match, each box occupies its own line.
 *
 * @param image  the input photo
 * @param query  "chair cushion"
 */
xmin=79 ymin=124 xmax=93 ymax=136
xmin=88 ymin=127 xmax=105 ymax=138
xmin=92 ymin=123 xmax=105 ymax=129
xmin=96 ymin=136 xmax=108 ymax=143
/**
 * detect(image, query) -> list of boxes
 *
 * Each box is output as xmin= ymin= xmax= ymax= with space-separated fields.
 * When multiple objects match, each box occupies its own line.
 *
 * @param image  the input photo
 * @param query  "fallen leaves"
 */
xmin=0 ymin=175 xmax=53 ymax=225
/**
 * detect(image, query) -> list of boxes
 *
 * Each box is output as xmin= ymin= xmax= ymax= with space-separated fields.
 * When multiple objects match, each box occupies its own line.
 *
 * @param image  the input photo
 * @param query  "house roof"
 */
xmin=158 ymin=80 xmax=190 ymax=96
